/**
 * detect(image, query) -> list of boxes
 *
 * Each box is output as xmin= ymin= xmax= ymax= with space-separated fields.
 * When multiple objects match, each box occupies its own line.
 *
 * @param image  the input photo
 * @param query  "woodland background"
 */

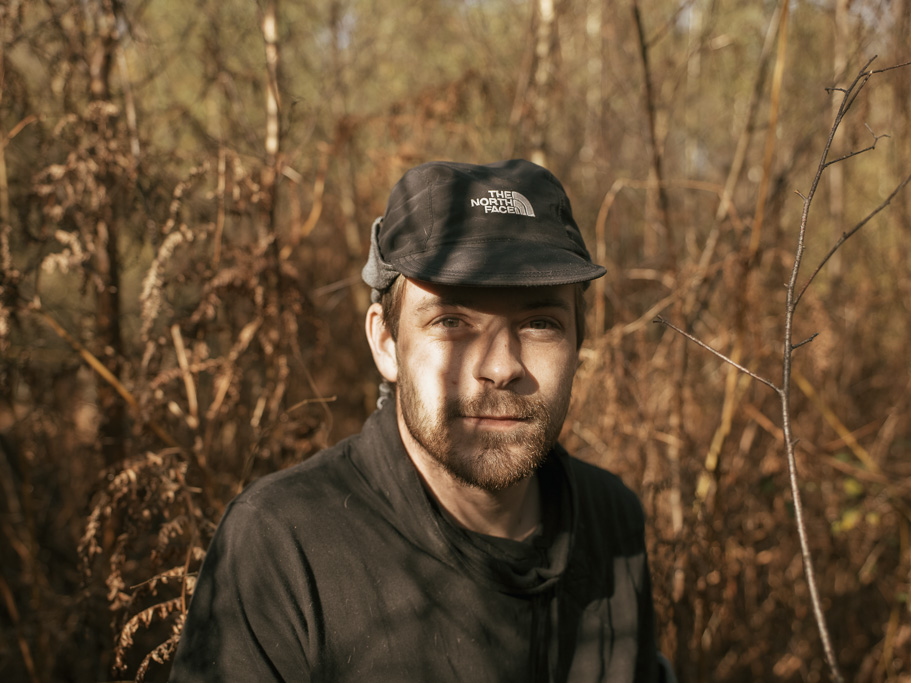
xmin=1 ymin=0 xmax=910 ymax=681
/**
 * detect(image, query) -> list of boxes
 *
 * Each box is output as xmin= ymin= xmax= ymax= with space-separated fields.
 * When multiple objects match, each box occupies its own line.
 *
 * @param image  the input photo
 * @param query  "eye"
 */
xmin=435 ymin=317 xmax=462 ymax=329
xmin=528 ymin=319 xmax=554 ymax=330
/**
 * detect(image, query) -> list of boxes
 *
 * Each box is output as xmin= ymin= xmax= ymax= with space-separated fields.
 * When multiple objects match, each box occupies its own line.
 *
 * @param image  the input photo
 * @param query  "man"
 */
xmin=170 ymin=159 xmax=667 ymax=682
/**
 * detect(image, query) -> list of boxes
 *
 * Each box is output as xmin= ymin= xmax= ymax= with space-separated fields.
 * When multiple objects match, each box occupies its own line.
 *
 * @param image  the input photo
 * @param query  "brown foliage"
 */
xmin=2 ymin=1 xmax=911 ymax=681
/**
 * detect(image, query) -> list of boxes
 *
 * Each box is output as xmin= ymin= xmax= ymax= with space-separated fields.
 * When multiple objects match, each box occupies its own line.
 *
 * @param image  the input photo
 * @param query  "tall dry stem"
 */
xmin=657 ymin=58 xmax=911 ymax=683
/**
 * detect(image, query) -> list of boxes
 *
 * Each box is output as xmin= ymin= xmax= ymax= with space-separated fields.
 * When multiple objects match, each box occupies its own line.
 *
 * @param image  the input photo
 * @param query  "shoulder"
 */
xmin=214 ymin=432 xmax=368 ymax=544
xmin=233 ymin=404 xmax=401 ymax=516
xmin=239 ymin=434 xmax=359 ymax=506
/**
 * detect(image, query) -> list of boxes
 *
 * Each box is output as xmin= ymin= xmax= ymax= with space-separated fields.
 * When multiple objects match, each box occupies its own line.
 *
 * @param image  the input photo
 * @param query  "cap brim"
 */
xmin=392 ymin=244 xmax=607 ymax=287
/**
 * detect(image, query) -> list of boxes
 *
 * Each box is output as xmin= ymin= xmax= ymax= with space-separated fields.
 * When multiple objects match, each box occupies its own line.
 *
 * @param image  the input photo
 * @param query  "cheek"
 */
xmin=411 ymin=341 xmax=465 ymax=384
xmin=400 ymin=343 xmax=457 ymax=395
xmin=534 ymin=348 xmax=578 ymax=393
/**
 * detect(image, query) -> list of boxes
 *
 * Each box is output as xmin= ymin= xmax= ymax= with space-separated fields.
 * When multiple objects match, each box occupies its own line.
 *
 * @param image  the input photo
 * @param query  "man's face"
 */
xmin=391 ymin=279 xmax=579 ymax=492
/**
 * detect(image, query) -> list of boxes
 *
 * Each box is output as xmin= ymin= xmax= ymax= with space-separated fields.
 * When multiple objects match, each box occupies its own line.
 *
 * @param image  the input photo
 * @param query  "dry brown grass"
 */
xmin=2 ymin=1 xmax=910 ymax=681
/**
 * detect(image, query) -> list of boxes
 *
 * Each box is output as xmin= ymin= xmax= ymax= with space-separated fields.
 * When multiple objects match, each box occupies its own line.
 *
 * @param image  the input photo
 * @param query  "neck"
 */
xmin=429 ymin=466 xmax=541 ymax=542
xmin=397 ymin=412 xmax=541 ymax=542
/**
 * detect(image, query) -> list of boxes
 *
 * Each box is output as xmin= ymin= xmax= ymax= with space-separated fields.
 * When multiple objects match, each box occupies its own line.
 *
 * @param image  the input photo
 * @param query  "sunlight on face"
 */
xmin=393 ymin=280 xmax=579 ymax=491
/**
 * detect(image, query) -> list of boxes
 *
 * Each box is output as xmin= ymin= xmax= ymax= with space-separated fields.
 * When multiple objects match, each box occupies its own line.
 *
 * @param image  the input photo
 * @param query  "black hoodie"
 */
xmin=170 ymin=402 xmax=659 ymax=682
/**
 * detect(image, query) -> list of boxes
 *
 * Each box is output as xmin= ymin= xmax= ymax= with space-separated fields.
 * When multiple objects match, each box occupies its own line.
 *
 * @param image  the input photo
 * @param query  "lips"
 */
xmin=449 ymin=394 xmax=542 ymax=426
xmin=464 ymin=414 xmax=527 ymax=420
xmin=460 ymin=414 xmax=531 ymax=431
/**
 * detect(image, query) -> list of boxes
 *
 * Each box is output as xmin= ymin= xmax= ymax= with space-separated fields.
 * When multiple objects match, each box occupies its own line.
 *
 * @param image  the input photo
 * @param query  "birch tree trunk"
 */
xmin=530 ymin=0 xmax=558 ymax=168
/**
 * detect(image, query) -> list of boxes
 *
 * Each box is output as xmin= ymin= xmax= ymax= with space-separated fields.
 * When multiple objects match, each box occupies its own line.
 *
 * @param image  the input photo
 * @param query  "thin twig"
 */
xmin=774 ymin=58 xmax=905 ymax=683
xmin=34 ymin=306 xmax=180 ymax=449
xmin=659 ymin=56 xmax=911 ymax=683
xmin=791 ymin=333 xmax=818 ymax=350
xmin=286 ymin=395 xmax=338 ymax=413
xmin=870 ymin=59 xmax=911 ymax=75
xmin=171 ymin=324 xmax=199 ymax=429
xmin=795 ymin=173 xmax=911 ymax=307
xmin=653 ymin=317 xmax=781 ymax=393
xmin=822 ymin=142 xmax=877 ymax=169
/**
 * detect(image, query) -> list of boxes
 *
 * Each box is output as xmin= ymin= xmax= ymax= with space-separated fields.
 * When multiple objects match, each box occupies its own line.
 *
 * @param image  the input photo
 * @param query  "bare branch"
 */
xmin=34 ymin=305 xmax=181 ymax=450
xmin=822 ymin=125 xmax=890 ymax=169
xmin=791 ymin=333 xmax=818 ymax=350
xmin=662 ymin=56 xmax=911 ymax=683
xmin=653 ymin=316 xmax=781 ymax=393
xmin=870 ymin=59 xmax=911 ymax=75
xmin=774 ymin=56 xmax=911 ymax=683
xmin=822 ymin=143 xmax=876 ymax=168
xmin=795 ymin=173 xmax=911 ymax=307
xmin=840 ymin=71 xmax=873 ymax=118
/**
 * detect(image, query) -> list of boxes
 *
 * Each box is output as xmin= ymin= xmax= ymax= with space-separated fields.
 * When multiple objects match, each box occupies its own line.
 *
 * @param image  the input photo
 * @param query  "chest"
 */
xmin=303 ymin=532 xmax=644 ymax=683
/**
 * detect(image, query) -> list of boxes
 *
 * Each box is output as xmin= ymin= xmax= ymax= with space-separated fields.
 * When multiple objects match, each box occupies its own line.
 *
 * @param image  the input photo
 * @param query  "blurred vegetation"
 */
xmin=1 ymin=0 xmax=910 ymax=680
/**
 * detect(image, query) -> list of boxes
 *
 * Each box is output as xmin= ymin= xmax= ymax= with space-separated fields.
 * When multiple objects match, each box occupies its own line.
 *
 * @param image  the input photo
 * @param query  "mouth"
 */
xmin=460 ymin=415 xmax=529 ymax=428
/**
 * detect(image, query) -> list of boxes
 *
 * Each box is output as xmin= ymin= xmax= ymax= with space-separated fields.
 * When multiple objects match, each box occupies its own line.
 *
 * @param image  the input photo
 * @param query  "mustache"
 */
xmin=447 ymin=392 xmax=547 ymax=421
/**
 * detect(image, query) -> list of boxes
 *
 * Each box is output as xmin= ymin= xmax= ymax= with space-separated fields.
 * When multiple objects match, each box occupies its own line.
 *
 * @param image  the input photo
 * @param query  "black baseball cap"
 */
xmin=362 ymin=159 xmax=606 ymax=291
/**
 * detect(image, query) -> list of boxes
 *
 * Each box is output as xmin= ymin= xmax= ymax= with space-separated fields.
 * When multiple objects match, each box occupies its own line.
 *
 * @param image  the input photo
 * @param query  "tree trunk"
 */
xmin=530 ymin=0 xmax=558 ymax=168
xmin=88 ymin=2 xmax=126 ymax=467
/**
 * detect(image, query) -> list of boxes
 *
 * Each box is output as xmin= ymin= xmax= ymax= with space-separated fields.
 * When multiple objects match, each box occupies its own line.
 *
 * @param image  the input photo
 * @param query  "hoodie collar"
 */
xmin=348 ymin=401 xmax=576 ymax=595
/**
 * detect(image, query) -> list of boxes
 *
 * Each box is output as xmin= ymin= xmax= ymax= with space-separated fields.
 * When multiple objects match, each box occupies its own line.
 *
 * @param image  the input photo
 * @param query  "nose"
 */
xmin=473 ymin=326 xmax=525 ymax=388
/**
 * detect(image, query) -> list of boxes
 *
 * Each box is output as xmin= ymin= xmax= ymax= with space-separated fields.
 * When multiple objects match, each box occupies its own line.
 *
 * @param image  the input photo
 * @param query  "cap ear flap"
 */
xmin=365 ymin=302 xmax=398 ymax=383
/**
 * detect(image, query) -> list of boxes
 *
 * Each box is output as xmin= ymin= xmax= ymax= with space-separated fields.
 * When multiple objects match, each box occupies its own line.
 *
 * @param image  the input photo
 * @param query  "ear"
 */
xmin=365 ymin=302 xmax=398 ymax=383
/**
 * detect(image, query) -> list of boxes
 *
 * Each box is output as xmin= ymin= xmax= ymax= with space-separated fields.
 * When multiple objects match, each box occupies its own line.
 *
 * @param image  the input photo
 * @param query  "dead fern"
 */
xmin=79 ymin=449 xmax=211 ymax=681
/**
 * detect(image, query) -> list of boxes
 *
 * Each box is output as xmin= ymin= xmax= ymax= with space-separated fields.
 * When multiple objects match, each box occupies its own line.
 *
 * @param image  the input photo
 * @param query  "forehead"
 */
xmin=400 ymin=278 xmax=575 ymax=316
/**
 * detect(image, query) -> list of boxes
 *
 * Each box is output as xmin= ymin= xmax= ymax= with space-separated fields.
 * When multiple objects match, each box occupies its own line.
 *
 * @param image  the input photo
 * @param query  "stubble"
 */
xmin=397 ymin=368 xmax=570 ymax=492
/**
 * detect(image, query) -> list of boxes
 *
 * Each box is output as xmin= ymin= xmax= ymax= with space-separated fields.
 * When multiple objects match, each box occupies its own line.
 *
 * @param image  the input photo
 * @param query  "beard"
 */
xmin=397 ymin=368 xmax=571 ymax=492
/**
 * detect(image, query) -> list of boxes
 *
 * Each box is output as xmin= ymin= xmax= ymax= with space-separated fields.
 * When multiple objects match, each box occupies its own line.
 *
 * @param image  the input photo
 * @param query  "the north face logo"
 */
xmin=469 ymin=190 xmax=535 ymax=216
